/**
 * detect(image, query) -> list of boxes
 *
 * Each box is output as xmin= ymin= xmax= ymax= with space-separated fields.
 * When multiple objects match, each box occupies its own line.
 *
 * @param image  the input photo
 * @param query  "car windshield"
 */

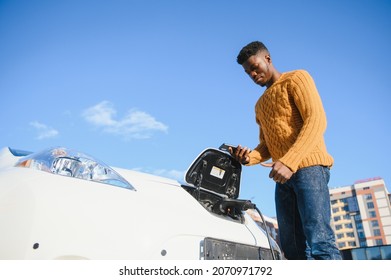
xmin=16 ymin=147 xmax=134 ymax=190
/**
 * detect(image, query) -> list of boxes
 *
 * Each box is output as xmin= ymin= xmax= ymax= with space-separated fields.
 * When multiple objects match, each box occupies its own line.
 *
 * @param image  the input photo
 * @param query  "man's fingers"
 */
xmin=261 ymin=161 xmax=293 ymax=183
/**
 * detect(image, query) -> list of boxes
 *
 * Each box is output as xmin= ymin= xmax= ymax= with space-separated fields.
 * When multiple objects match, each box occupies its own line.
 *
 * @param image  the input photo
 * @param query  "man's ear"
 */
xmin=265 ymin=54 xmax=272 ymax=64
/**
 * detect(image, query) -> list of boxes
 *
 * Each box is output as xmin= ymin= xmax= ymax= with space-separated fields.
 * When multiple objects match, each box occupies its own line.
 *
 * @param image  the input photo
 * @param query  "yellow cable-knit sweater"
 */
xmin=247 ymin=69 xmax=334 ymax=172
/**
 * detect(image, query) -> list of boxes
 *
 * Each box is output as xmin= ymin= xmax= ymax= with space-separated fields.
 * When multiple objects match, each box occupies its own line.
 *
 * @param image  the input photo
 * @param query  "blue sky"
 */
xmin=0 ymin=0 xmax=390 ymax=217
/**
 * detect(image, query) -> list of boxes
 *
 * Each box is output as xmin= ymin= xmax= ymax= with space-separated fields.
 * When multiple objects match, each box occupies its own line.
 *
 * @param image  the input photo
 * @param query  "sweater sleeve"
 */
xmin=279 ymin=70 xmax=327 ymax=172
xmin=246 ymin=116 xmax=271 ymax=166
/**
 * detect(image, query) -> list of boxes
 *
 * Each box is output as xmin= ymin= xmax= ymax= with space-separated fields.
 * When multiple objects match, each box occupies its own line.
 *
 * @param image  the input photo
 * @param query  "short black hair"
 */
xmin=236 ymin=41 xmax=269 ymax=65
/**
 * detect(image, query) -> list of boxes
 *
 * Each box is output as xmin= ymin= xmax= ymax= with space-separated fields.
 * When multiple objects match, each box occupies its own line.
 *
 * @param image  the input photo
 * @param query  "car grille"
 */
xmin=201 ymin=237 xmax=274 ymax=260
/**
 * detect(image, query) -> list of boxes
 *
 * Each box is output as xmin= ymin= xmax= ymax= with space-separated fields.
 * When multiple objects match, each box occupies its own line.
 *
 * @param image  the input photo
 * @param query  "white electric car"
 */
xmin=0 ymin=145 xmax=281 ymax=260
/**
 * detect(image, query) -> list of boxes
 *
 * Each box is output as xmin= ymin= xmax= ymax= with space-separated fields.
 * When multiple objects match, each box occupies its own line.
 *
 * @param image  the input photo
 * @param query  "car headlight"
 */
xmin=16 ymin=147 xmax=134 ymax=190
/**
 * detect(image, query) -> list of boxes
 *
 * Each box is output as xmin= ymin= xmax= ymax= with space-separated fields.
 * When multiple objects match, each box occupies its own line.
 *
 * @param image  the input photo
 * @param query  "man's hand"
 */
xmin=261 ymin=161 xmax=293 ymax=184
xmin=228 ymin=145 xmax=251 ymax=165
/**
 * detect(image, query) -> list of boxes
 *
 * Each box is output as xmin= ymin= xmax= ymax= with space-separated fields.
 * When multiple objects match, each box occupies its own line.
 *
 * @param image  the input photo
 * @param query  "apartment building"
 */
xmin=329 ymin=177 xmax=391 ymax=251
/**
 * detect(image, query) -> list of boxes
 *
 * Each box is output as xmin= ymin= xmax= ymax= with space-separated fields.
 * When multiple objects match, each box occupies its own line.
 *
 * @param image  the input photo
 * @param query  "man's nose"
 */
xmin=250 ymin=70 xmax=257 ymax=78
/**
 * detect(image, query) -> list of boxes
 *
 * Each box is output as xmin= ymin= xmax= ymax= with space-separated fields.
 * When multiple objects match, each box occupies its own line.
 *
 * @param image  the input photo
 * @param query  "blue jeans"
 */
xmin=275 ymin=166 xmax=342 ymax=260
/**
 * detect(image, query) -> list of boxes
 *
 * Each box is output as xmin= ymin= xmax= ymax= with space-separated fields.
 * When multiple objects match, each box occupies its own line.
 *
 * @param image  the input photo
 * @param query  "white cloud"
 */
xmin=82 ymin=101 xmax=168 ymax=139
xmin=30 ymin=121 xmax=59 ymax=140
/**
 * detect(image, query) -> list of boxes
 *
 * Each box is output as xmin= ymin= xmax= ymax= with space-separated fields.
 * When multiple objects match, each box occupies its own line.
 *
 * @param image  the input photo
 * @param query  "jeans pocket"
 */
xmin=320 ymin=166 xmax=330 ymax=184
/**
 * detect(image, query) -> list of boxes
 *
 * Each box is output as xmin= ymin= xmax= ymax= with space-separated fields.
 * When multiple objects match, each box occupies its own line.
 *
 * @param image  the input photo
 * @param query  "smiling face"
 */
xmin=242 ymin=51 xmax=274 ymax=88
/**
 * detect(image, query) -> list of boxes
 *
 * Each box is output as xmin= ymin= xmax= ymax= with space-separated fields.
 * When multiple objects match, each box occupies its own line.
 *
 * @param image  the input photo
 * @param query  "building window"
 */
xmin=364 ymin=194 xmax=372 ymax=200
xmin=360 ymin=241 xmax=367 ymax=247
xmin=375 ymin=239 xmax=383 ymax=246
xmin=334 ymin=216 xmax=341 ymax=222
xmin=380 ymin=245 xmax=391 ymax=259
xmin=373 ymin=229 xmax=381 ymax=236
xmin=367 ymin=202 xmax=374 ymax=209
xmin=366 ymin=246 xmax=381 ymax=260
xmin=371 ymin=220 xmax=379 ymax=227
xmin=356 ymin=222 xmax=363 ymax=230
xmin=351 ymin=248 xmax=367 ymax=260
xmin=347 ymin=197 xmax=359 ymax=212
xmin=369 ymin=211 xmax=376 ymax=218
xmin=336 ymin=225 xmax=343 ymax=230
xmin=348 ymin=241 xmax=356 ymax=247
xmin=344 ymin=223 xmax=353 ymax=229
xmin=358 ymin=231 xmax=365 ymax=239
xmin=337 ymin=233 xmax=344 ymax=239
xmin=333 ymin=207 xmax=339 ymax=213
xmin=346 ymin=232 xmax=355 ymax=238
xmin=338 ymin=242 xmax=345 ymax=248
